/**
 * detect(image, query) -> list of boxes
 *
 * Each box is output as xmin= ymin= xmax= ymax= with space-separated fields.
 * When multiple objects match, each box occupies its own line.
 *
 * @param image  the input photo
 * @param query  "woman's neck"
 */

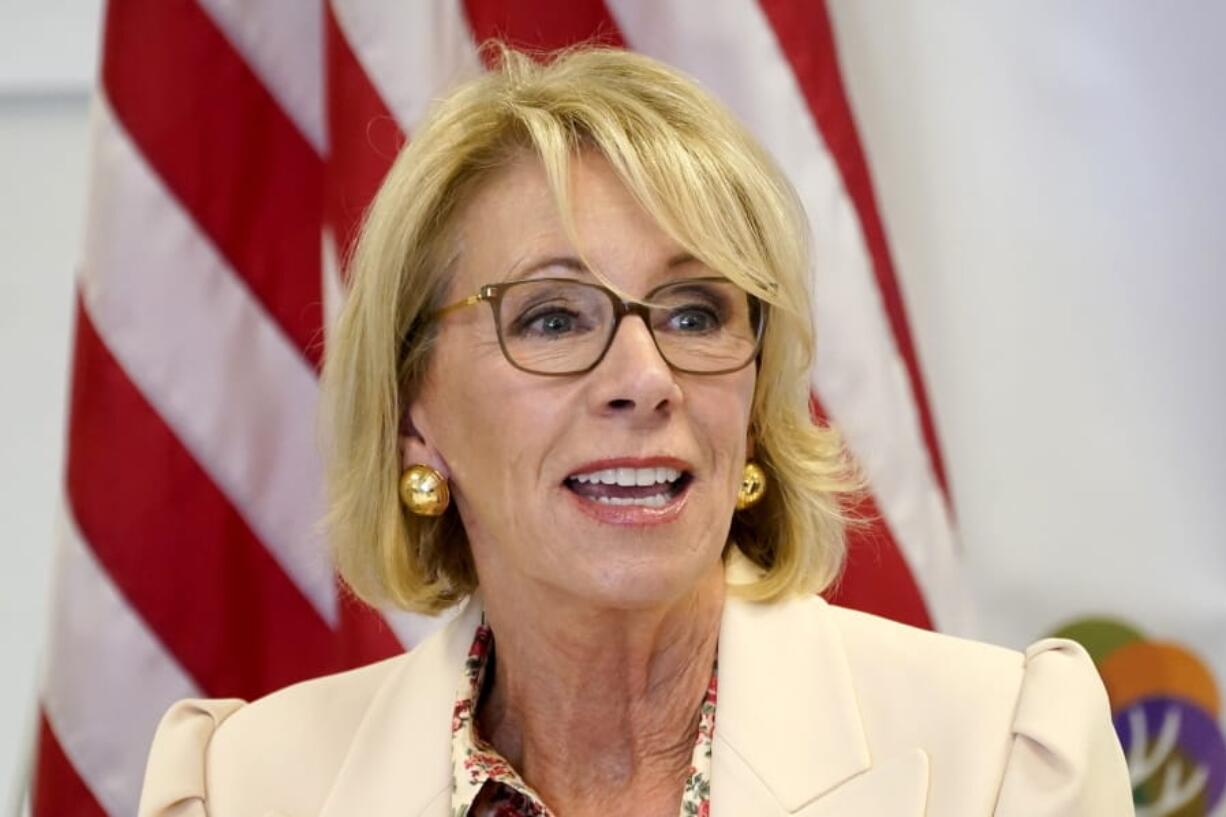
xmin=476 ymin=559 xmax=724 ymax=817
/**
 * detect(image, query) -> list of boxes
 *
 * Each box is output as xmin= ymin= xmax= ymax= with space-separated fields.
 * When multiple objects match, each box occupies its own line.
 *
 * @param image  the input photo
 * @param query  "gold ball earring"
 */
xmin=399 ymin=464 xmax=450 ymax=516
xmin=736 ymin=461 xmax=767 ymax=510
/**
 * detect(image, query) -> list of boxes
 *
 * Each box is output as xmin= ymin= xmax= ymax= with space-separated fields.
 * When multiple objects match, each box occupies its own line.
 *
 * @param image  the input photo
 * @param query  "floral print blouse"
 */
xmin=450 ymin=621 xmax=718 ymax=817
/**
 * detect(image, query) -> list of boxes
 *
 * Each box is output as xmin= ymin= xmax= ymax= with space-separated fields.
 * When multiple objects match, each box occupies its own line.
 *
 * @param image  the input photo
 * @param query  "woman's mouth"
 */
xmin=562 ymin=464 xmax=693 ymax=523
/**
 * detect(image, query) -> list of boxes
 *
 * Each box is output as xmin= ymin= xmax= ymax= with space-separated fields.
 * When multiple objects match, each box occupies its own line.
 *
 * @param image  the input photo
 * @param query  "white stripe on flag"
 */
xmin=196 ymin=0 xmax=328 ymax=154
xmin=78 ymin=93 xmax=338 ymax=626
xmin=330 ymin=0 xmax=482 ymax=131
xmin=42 ymin=506 xmax=200 ymax=817
xmin=607 ymin=0 xmax=969 ymax=632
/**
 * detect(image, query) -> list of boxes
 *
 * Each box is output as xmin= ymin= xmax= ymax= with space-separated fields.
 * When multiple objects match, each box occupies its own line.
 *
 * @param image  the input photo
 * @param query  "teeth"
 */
xmin=594 ymin=493 xmax=670 ymax=508
xmin=572 ymin=466 xmax=682 ymax=486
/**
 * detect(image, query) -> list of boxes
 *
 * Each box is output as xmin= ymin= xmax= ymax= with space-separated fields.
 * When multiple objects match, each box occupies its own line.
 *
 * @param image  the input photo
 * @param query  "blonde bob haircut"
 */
xmin=322 ymin=45 xmax=860 ymax=615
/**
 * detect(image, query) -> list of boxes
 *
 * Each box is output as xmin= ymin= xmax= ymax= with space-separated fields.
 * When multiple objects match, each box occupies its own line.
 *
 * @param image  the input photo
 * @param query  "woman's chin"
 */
xmin=544 ymin=546 xmax=721 ymax=612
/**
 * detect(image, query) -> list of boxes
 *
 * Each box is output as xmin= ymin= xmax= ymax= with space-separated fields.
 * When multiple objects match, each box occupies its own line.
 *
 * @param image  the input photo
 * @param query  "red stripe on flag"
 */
xmin=761 ymin=0 xmax=952 ymax=500
xmin=827 ymin=490 xmax=935 ymax=629
xmin=100 ymin=0 xmax=325 ymax=369
xmin=31 ymin=713 xmax=109 ymax=817
xmin=319 ymin=9 xmax=410 ymax=654
xmin=463 ymin=0 xmax=624 ymax=59
xmin=66 ymin=301 xmax=347 ymax=700
xmin=811 ymin=394 xmax=933 ymax=628
xmin=324 ymin=4 xmax=404 ymax=264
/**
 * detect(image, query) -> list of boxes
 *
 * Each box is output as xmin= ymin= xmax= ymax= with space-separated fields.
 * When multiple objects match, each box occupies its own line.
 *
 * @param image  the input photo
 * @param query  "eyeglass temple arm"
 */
xmin=429 ymin=292 xmax=486 ymax=320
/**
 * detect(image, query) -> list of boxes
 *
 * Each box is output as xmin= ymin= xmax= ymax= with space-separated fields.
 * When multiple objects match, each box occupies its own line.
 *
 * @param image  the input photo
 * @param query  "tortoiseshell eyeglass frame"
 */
xmin=423 ymin=276 xmax=766 ymax=377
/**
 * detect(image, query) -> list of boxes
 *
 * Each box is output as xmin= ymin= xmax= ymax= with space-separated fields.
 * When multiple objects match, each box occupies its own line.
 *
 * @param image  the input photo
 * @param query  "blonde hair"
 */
xmin=322 ymin=45 xmax=859 ymax=615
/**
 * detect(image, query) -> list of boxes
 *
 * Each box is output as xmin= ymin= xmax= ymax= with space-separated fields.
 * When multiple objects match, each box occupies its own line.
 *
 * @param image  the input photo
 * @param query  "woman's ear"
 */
xmin=399 ymin=402 xmax=449 ymax=478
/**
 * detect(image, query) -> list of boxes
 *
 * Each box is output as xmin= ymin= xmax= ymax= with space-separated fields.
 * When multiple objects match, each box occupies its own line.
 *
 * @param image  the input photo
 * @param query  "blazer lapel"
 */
xmin=319 ymin=557 xmax=929 ymax=816
xmin=712 ymin=552 xmax=929 ymax=815
xmin=792 ymin=750 xmax=929 ymax=816
xmin=318 ymin=596 xmax=484 ymax=817
xmin=711 ymin=746 xmax=929 ymax=817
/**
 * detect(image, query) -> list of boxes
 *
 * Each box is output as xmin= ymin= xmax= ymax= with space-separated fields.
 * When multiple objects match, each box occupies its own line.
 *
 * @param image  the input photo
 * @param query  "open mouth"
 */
xmin=564 ymin=466 xmax=694 ymax=509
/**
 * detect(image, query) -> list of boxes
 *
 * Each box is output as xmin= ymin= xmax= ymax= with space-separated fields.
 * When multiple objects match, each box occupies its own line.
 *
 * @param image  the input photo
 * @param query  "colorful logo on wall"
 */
xmin=1052 ymin=618 xmax=1226 ymax=817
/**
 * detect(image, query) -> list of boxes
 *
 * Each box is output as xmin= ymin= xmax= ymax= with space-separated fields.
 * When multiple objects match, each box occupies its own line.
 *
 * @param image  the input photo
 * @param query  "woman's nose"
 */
xmin=587 ymin=315 xmax=683 ymax=419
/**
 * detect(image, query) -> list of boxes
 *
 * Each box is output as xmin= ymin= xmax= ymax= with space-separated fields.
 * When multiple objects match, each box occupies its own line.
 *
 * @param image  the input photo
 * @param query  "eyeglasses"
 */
xmin=428 ymin=276 xmax=765 ymax=376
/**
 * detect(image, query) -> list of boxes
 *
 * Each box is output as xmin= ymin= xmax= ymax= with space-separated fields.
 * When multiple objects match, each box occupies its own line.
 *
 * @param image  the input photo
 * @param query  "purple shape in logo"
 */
xmin=1114 ymin=696 xmax=1226 ymax=811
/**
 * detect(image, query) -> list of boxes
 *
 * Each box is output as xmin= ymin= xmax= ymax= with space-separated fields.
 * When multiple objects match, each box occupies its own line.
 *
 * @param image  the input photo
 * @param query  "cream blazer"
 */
xmin=138 ymin=569 xmax=1133 ymax=816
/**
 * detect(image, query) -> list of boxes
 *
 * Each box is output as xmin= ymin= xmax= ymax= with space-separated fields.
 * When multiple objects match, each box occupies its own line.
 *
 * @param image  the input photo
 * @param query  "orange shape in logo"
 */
xmin=1099 ymin=640 xmax=1220 ymax=716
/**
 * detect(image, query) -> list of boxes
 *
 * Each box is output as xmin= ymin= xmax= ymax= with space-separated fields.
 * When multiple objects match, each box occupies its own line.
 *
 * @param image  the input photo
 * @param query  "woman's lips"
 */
xmin=565 ymin=472 xmax=691 ymax=501
xmin=563 ymin=474 xmax=692 ymax=526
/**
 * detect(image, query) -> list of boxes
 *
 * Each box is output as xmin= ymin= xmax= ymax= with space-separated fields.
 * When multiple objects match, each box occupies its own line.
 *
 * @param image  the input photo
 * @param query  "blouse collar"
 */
xmin=448 ymin=617 xmax=718 ymax=816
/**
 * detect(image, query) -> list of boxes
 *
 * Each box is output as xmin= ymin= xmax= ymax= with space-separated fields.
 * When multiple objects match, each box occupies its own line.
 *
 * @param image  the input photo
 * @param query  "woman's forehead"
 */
xmin=448 ymin=153 xmax=702 ymax=292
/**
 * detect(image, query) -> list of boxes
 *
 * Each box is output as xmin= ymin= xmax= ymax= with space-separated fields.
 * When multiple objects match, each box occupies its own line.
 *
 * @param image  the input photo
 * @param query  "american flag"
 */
xmin=30 ymin=2 xmax=965 ymax=813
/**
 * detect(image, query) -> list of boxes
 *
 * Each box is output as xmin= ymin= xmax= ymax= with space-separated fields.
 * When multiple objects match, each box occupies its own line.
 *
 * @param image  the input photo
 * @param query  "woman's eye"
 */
xmin=667 ymin=307 xmax=721 ymax=333
xmin=517 ymin=309 xmax=582 ymax=337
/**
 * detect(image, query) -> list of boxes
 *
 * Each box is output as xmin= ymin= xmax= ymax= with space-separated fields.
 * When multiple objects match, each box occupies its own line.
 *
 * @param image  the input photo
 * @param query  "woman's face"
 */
xmin=405 ymin=153 xmax=756 ymax=610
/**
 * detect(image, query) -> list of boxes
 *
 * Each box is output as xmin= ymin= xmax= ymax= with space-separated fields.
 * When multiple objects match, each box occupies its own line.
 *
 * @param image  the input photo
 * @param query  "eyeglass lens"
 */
xmin=495 ymin=278 xmax=760 ymax=374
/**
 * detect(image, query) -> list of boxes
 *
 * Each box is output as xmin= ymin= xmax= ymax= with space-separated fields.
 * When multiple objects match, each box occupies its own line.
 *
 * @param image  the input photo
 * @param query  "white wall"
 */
xmin=829 ymin=0 xmax=1226 ymax=656
xmin=0 ymin=95 xmax=90 ymax=812
xmin=0 ymin=3 xmax=102 ymax=811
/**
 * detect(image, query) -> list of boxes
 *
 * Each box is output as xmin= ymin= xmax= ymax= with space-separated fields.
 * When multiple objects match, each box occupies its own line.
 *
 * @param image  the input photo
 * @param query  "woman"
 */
xmin=138 ymin=47 xmax=1132 ymax=816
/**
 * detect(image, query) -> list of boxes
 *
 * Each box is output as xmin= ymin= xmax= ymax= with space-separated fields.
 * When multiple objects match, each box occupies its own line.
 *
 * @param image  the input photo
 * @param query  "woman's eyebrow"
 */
xmin=502 ymin=255 xmax=590 ymax=283
xmin=502 ymin=252 xmax=705 ymax=284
